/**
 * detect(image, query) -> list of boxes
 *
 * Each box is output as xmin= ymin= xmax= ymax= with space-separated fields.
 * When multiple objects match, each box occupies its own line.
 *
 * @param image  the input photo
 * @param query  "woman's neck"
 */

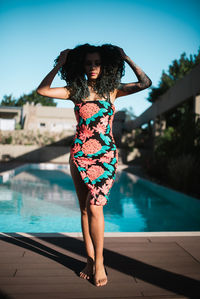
xmin=87 ymin=80 xmax=96 ymax=88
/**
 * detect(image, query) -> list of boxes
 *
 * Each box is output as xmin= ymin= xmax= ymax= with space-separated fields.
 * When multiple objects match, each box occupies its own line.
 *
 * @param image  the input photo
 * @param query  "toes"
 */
xmin=80 ymin=271 xmax=91 ymax=280
xmin=100 ymin=278 xmax=107 ymax=286
xmin=95 ymin=278 xmax=107 ymax=287
xmin=80 ymin=272 xmax=86 ymax=279
xmin=79 ymin=264 xmax=93 ymax=280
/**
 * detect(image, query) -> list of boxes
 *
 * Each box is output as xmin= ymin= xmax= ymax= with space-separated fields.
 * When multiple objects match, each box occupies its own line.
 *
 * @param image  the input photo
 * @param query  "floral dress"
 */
xmin=70 ymin=98 xmax=118 ymax=206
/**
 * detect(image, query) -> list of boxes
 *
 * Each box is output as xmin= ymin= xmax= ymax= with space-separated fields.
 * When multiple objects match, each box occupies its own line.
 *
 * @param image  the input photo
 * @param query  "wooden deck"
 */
xmin=0 ymin=234 xmax=200 ymax=299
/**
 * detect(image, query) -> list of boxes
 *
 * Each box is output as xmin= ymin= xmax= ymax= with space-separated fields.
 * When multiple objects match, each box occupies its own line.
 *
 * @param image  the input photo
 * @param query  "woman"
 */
xmin=37 ymin=43 xmax=152 ymax=287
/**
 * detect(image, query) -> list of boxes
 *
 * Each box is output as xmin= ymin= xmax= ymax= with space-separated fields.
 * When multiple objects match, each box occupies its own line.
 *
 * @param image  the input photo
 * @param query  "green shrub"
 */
xmin=5 ymin=136 xmax=12 ymax=144
xmin=142 ymin=152 xmax=168 ymax=181
xmin=154 ymin=126 xmax=178 ymax=158
xmin=168 ymin=154 xmax=198 ymax=193
xmin=15 ymin=123 xmax=22 ymax=130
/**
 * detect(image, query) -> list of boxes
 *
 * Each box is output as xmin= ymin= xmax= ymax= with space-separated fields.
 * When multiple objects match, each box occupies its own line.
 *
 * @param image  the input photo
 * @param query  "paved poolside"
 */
xmin=0 ymin=233 xmax=200 ymax=299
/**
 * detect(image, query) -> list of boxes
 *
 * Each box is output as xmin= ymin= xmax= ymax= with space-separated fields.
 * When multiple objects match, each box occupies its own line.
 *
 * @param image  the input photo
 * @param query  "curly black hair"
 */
xmin=54 ymin=43 xmax=125 ymax=103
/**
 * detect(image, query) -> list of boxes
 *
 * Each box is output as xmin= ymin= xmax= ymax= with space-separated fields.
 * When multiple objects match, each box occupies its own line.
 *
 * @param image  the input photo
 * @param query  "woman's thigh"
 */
xmin=69 ymin=156 xmax=89 ymax=210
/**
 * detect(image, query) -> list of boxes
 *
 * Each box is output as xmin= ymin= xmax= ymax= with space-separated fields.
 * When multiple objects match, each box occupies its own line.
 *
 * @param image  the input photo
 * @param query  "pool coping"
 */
xmin=1 ymin=231 xmax=200 ymax=238
xmin=0 ymin=162 xmax=200 ymax=237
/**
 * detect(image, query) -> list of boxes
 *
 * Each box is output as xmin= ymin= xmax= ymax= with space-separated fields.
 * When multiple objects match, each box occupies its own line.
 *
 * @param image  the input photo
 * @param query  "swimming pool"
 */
xmin=0 ymin=163 xmax=200 ymax=232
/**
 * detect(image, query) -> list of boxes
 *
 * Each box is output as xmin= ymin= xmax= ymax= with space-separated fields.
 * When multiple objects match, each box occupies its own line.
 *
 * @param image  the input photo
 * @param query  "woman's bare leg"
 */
xmin=86 ymin=194 xmax=107 ymax=287
xmin=69 ymin=157 xmax=95 ymax=279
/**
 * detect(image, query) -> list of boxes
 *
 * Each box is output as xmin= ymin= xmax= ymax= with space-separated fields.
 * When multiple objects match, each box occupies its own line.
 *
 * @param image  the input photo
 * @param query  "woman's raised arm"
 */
xmin=37 ymin=49 xmax=71 ymax=100
xmin=116 ymin=47 xmax=152 ymax=98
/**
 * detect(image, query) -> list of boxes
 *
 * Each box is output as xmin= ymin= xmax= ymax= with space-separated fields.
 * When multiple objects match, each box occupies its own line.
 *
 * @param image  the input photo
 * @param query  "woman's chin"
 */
xmin=88 ymin=77 xmax=97 ymax=81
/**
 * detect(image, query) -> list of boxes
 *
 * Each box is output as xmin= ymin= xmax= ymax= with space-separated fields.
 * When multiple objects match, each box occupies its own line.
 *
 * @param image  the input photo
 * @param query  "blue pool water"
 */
xmin=0 ymin=164 xmax=200 ymax=232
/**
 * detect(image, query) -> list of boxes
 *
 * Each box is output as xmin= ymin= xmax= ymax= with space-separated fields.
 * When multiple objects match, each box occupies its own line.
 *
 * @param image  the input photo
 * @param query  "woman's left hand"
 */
xmin=116 ymin=47 xmax=128 ymax=60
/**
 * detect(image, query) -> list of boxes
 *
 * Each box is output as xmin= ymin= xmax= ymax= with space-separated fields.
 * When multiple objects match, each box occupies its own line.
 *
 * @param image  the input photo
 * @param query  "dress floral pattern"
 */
xmin=70 ymin=99 xmax=118 ymax=206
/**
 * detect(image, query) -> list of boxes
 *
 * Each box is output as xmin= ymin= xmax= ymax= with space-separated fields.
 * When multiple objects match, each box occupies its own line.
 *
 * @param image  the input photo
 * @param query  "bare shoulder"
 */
xmin=110 ymin=85 xmax=132 ymax=103
xmin=110 ymin=83 xmax=128 ymax=103
xmin=110 ymin=89 xmax=119 ymax=104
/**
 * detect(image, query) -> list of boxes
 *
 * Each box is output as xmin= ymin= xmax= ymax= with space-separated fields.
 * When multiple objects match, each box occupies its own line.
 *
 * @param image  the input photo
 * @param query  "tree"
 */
xmin=121 ymin=106 xmax=136 ymax=121
xmin=1 ymin=95 xmax=16 ymax=106
xmin=16 ymin=90 xmax=56 ymax=106
xmin=147 ymin=48 xmax=200 ymax=103
xmin=1 ymin=90 xmax=57 ymax=107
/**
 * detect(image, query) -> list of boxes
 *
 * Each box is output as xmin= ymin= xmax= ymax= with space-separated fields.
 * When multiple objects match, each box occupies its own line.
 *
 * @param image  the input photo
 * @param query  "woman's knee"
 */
xmin=86 ymin=194 xmax=103 ymax=217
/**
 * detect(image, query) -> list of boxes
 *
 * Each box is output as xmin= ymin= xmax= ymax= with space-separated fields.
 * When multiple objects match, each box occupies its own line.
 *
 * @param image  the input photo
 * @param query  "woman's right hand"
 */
xmin=57 ymin=49 xmax=71 ymax=66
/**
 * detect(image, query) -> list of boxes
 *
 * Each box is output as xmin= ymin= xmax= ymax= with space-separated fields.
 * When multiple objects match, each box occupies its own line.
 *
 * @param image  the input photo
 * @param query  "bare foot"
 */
xmin=79 ymin=259 xmax=94 ymax=280
xmin=94 ymin=263 xmax=107 ymax=287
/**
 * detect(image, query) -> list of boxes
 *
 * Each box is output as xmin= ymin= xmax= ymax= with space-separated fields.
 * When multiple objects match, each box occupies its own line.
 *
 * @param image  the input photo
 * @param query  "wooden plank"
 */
xmin=0 ymin=235 xmax=199 ymax=299
xmin=0 ymin=282 xmax=141 ymax=297
xmin=0 ymin=269 xmax=16 ymax=277
xmin=176 ymin=241 xmax=200 ymax=262
xmin=149 ymin=236 xmax=200 ymax=243
xmin=104 ymin=237 xmax=150 ymax=243
xmin=6 ymin=296 xmax=187 ymax=299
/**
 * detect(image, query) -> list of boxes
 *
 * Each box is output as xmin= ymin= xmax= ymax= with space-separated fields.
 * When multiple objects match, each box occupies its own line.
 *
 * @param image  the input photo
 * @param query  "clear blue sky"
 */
xmin=0 ymin=0 xmax=199 ymax=116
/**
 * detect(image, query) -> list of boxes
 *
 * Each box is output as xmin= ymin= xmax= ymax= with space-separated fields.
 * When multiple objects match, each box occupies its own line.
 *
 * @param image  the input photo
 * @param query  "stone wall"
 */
xmin=0 ymin=129 xmax=75 ymax=146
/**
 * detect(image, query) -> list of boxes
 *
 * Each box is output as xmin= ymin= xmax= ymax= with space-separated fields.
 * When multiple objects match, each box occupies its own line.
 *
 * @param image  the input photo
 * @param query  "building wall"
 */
xmin=0 ymin=106 xmax=22 ymax=130
xmin=0 ymin=118 xmax=15 ymax=131
xmin=23 ymin=103 xmax=76 ymax=132
xmin=0 ymin=103 xmax=124 ymax=145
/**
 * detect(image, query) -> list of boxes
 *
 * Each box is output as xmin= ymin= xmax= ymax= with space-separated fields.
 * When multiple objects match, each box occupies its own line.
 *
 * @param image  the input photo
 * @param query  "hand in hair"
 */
xmin=36 ymin=49 xmax=72 ymax=100
xmin=115 ymin=46 xmax=128 ymax=60
xmin=57 ymin=49 xmax=71 ymax=66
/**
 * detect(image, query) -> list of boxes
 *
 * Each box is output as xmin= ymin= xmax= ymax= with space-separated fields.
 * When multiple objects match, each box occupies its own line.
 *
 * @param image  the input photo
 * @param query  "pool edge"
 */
xmin=1 ymin=231 xmax=200 ymax=238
